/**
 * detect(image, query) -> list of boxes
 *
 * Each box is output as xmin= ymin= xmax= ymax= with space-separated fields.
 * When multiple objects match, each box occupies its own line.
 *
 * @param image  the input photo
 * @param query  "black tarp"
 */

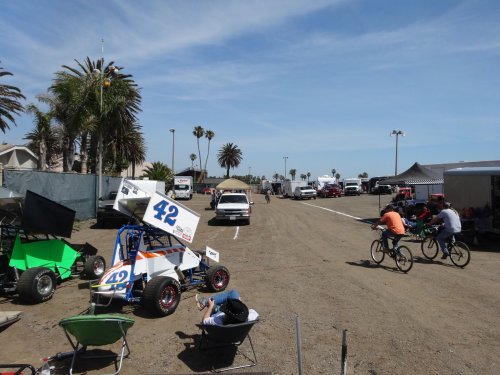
xmin=383 ymin=162 xmax=443 ymax=185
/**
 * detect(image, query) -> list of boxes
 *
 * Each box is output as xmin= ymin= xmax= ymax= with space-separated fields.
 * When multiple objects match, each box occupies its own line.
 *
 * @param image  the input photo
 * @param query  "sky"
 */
xmin=1 ymin=0 xmax=499 ymax=181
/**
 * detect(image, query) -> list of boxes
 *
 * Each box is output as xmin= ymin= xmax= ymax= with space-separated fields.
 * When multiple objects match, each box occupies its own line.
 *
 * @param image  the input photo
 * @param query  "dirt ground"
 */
xmin=1 ymin=193 xmax=500 ymax=375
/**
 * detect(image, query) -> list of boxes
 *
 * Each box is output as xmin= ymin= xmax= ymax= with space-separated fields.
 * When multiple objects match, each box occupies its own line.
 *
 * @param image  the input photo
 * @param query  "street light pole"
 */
xmin=170 ymin=128 xmax=175 ymax=179
xmin=283 ymin=156 xmax=288 ymax=181
xmin=390 ymin=130 xmax=405 ymax=175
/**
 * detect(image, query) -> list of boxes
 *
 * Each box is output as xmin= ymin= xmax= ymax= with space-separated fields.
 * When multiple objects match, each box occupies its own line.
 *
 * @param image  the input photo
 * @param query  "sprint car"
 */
xmin=91 ymin=224 xmax=230 ymax=316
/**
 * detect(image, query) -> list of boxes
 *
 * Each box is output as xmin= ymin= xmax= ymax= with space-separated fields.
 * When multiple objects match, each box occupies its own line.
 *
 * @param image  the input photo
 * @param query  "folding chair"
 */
xmin=196 ymin=319 xmax=259 ymax=372
xmin=59 ymin=314 xmax=134 ymax=375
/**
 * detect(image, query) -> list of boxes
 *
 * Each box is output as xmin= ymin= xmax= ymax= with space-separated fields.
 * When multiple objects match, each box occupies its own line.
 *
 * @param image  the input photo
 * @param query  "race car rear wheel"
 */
xmin=84 ymin=255 xmax=106 ymax=279
xmin=17 ymin=267 xmax=57 ymax=303
xmin=205 ymin=265 xmax=230 ymax=292
xmin=142 ymin=276 xmax=181 ymax=316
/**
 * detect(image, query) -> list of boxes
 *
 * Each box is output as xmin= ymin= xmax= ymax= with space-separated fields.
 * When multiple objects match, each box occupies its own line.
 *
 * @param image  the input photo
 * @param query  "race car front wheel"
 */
xmin=205 ymin=265 xmax=230 ymax=292
xmin=84 ymin=255 xmax=106 ymax=279
xmin=142 ymin=276 xmax=181 ymax=317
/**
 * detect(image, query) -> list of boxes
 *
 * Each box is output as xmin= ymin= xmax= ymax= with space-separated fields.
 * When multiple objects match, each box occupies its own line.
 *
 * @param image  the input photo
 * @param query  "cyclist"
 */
xmin=371 ymin=204 xmax=406 ymax=251
xmin=427 ymin=201 xmax=461 ymax=259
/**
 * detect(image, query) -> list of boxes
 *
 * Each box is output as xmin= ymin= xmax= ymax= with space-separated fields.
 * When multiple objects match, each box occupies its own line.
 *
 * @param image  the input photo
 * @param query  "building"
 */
xmin=0 ymin=144 xmax=37 ymax=170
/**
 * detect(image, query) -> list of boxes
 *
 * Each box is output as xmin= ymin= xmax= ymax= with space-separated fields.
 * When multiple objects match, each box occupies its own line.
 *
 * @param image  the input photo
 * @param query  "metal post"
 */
xmin=340 ymin=329 xmax=348 ymax=375
xmin=295 ymin=315 xmax=303 ymax=375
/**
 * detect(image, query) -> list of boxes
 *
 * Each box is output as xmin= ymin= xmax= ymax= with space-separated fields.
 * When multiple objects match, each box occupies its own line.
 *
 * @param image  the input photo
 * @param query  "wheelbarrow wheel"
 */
xmin=142 ymin=276 xmax=181 ymax=317
xmin=17 ymin=267 xmax=57 ymax=303
xmin=84 ymin=255 xmax=106 ymax=279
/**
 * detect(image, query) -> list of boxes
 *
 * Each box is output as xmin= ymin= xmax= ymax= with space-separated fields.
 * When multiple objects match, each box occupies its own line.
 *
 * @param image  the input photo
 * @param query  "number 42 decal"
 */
xmin=153 ymin=200 xmax=179 ymax=226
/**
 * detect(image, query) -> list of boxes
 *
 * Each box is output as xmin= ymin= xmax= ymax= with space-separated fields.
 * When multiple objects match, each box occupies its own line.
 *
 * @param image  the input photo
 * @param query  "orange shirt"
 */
xmin=380 ymin=211 xmax=405 ymax=235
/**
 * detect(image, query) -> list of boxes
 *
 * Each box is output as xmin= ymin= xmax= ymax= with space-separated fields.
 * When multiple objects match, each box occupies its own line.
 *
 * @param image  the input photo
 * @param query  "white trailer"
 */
xmin=283 ymin=180 xmax=307 ymax=198
xmin=414 ymin=184 xmax=443 ymax=201
xmin=444 ymin=167 xmax=500 ymax=234
xmin=174 ymin=176 xmax=193 ymax=200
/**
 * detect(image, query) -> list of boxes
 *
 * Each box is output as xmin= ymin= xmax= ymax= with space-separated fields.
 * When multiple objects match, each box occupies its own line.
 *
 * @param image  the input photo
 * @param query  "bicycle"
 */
xmin=420 ymin=225 xmax=471 ymax=267
xmin=370 ymin=226 xmax=414 ymax=273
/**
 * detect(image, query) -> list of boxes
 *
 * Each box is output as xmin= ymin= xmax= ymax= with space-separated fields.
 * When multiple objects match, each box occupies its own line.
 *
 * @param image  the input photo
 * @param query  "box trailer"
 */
xmin=283 ymin=180 xmax=307 ymax=198
xmin=444 ymin=167 xmax=500 ymax=235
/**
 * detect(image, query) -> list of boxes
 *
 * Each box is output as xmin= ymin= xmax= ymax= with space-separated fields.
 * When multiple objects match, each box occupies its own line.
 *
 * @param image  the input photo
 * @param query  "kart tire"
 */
xmin=84 ymin=255 xmax=106 ymax=279
xmin=17 ymin=267 xmax=57 ymax=304
xmin=142 ymin=276 xmax=181 ymax=317
xmin=205 ymin=265 xmax=230 ymax=292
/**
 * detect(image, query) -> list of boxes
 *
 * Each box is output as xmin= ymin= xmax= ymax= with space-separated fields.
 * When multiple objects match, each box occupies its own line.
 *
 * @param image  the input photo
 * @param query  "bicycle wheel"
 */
xmin=370 ymin=240 xmax=385 ymax=264
xmin=421 ymin=237 xmax=439 ymax=259
xmin=449 ymin=241 xmax=471 ymax=268
xmin=394 ymin=246 xmax=413 ymax=273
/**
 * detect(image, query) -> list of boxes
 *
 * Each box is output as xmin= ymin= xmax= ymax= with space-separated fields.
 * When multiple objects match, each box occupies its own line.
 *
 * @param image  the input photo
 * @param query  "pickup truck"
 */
xmin=215 ymin=193 xmax=254 ymax=225
xmin=293 ymin=186 xmax=317 ymax=200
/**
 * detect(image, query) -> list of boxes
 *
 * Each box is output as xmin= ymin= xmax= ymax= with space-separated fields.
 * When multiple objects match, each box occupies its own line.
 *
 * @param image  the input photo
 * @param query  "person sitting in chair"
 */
xmin=196 ymin=289 xmax=259 ymax=326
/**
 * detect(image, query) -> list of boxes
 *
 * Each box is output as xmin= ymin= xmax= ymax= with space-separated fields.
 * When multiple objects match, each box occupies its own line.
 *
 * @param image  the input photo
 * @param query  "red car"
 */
xmin=319 ymin=184 xmax=342 ymax=198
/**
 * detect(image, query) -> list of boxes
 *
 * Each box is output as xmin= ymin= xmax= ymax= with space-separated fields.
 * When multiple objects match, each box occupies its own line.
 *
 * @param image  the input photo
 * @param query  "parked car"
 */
xmin=319 ymin=184 xmax=342 ymax=198
xmin=97 ymin=192 xmax=131 ymax=227
xmin=293 ymin=186 xmax=317 ymax=200
xmin=372 ymin=184 xmax=392 ymax=195
xmin=215 ymin=193 xmax=254 ymax=225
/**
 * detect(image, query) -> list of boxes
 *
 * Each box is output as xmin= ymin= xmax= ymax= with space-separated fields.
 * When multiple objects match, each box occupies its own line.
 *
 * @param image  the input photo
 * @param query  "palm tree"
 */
xmin=307 ymin=172 xmax=311 ymax=184
xmin=358 ymin=172 xmax=369 ymax=178
xmin=289 ymin=169 xmax=297 ymax=180
xmin=0 ymin=64 xmax=25 ymax=133
xmin=203 ymin=130 xmax=215 ymax=181
xmin=190 ymin=153 xmax=197 ymax=170
xmin=332 ymin=168 xmax=336 ymax=178
xmin=142 ymin=161 xmax=173 ymax=190
xmin=217 ymin=142 xmax=243 ymax=178
xmin=273 ymin=173 xmax=279 ymax=181
xmin=193 ymin=125 xmax=204 ymax=181
xmin=300 ymin=173 xmax=307 ymax=181
xmin=335 ymin=172 xmax=340 ymax=180
xmin=50 ymin=57 xmax=142 ymax=172
xmin=24 ymin=103 xmax=56 ymax=171
xmin=114 ymin=122 xmax=146 ymax=177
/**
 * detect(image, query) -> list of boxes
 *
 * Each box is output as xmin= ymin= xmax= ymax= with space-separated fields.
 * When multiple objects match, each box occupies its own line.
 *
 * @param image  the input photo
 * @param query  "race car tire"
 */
xmin=205 ymin=265 xmax=230 ymax=292
xmin=142 ymin=276 xmax=181 ymax=317
xmin=17 ymin=267 xmax=57 ymax=303
xmin=84 ymin=255 xmax=106 ymax=279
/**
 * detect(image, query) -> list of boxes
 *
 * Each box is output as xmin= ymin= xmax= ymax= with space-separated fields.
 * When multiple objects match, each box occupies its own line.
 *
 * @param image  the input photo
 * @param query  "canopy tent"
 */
xmin=215 ymin=178 xmax=251 ymax=191
xmin=383 ymin=162 xmax=444 ymax=185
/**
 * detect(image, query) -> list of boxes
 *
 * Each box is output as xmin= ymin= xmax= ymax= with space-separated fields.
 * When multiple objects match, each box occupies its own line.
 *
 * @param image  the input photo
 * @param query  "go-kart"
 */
xmin=0 ymin=191 xmax=106 ymax=304
xmin=91 ymin=179 xmax=230 ymax=317
xmin=91 ymin=224 xmax=230 ymax=316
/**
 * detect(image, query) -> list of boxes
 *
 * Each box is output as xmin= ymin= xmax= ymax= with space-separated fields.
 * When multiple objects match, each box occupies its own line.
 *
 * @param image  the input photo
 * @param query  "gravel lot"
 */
xmin=1 ymin=192 xmax=499 ymax=374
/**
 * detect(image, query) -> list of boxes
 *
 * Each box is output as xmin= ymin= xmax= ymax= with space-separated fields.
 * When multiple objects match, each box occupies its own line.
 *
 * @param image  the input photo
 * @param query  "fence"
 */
xmin=3 ymin=169 xmax=122 ymax=220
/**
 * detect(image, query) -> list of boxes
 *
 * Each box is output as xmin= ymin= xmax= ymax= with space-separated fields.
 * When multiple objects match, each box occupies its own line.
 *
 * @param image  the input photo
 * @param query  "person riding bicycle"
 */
xmin=427 ymin=201 xmax=462 ymax=259
xmin=371 ymin=204 xmax=406 ymax=252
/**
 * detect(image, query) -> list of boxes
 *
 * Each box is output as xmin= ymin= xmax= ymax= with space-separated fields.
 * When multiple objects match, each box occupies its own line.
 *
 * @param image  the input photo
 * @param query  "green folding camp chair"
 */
xmin=59 ymin=314 xmax=134 ymax=375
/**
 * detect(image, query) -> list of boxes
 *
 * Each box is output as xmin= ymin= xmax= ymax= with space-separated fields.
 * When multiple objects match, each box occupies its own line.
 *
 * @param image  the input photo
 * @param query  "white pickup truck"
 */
xmin=293 ymin=186 xmax=317 ymax=200
xmin=215 ymin=193 xmax=254 ymax=225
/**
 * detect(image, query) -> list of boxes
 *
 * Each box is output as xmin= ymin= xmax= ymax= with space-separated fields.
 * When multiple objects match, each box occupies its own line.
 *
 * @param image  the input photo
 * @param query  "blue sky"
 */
xmin=1 ymin=0 xmax=499 ymax=181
